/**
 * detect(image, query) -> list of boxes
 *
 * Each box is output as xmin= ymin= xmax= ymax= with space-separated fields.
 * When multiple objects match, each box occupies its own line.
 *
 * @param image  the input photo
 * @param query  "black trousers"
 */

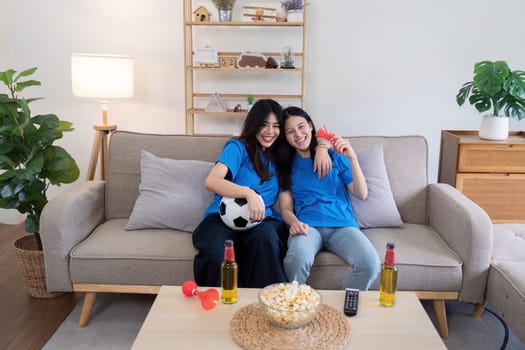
xmin=192 ymin=214 xmax=288 ymax=288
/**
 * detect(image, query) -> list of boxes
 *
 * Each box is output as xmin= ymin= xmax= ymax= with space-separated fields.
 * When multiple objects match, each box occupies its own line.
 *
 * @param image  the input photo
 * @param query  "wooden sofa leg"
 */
xmin=433 ymin=299 xmax=448 ymax=339
xmin=78 ymin=292 xmax=97 ymax=327
xmin=472 ymin=300 xmax=488 ymax=318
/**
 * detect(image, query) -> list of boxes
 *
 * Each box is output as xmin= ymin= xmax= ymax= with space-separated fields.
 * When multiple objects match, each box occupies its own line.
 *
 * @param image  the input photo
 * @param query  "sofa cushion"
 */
xmin=106 ymin=132 xmax=229 ymax=220
xmin=307 ymin=223 xmax=463 ymax=291
xmin=70 ymin=219 xmax=197 ymax=285
xmin=126 ymin=150 xmax=214 ymax=232
xmin=487 ymin=261 xmax=525 ymax=344
xmin=486 ymin=224 xmax=525 ymax=343
xmin=350 ymin=144 xmax=403 ymax=228
xmin=349 ymin=136 xmax=428 ymax=225
xmin=491 ymin=223 xmax=525 ymax=263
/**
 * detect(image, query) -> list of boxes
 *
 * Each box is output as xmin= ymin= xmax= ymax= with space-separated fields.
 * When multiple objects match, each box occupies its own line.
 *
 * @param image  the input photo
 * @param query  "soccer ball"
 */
xmin=219 ymin=195 xmax=265 ymax=231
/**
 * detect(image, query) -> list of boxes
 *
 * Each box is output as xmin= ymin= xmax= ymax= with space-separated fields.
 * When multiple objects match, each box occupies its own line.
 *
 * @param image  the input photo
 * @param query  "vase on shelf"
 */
xmin=219 ymin=9 xmax=233 ymax=21
xmin=286 ymin=10 xmax=303 ymax=22
xmin=478 ymin=115 xmax=509 ymax=140
xmin=276 ymin=8 xmax=287 ymax=22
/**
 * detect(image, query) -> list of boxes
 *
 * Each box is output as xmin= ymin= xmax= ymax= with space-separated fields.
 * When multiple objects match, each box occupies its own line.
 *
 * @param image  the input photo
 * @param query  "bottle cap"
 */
xmin=385 ymin=242 xmax=395 ymax=265
xmin=225 ymin=239 xmax=235 ymax=261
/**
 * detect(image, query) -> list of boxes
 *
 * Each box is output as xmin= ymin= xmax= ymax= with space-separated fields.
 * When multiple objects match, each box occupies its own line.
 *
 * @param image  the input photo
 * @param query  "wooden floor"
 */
xmin=0 ymin=223 xmax=81 ymax=350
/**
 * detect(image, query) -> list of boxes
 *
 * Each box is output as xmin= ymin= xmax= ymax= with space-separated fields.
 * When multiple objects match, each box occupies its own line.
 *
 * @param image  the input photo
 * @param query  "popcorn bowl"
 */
xmin=258 ymin=282 xmax=322 ymax=329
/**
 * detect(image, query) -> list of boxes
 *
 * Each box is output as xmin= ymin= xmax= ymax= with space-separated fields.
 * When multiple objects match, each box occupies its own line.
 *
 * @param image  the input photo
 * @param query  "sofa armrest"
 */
xmin=40 ymin=181 xmax=106 ymax=292
xmin=428 ymin=183 xmax=493 ymax=303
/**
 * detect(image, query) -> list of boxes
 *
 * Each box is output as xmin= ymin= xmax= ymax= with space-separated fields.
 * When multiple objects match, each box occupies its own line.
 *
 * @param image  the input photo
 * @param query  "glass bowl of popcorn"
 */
xmin=258 ymin=281 xmax=322 ymax=329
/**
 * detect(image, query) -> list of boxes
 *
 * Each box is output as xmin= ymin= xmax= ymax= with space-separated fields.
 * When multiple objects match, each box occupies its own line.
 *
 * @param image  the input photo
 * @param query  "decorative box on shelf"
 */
xmin=438 ymin=130 xmax=525 ymax=223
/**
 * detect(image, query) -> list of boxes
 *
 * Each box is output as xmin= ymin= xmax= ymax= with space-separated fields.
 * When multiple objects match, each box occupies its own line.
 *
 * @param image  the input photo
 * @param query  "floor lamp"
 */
xmin=71 ymin=53 xmax=134 ymax=181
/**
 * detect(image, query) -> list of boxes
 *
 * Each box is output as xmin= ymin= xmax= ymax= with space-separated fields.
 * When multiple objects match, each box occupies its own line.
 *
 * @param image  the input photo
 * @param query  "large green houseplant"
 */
xmin=456 ymin=60 xmax=525 ymax=139
xmin=0 ymin=67 xmax=80 ymax=247
xmin=0 ymin=67 xmax=79 ymax=297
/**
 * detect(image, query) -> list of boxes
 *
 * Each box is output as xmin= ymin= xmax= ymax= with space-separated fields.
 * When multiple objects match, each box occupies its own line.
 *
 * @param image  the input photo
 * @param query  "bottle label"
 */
xmin=222 ymin=263 xmax=236 ymax=290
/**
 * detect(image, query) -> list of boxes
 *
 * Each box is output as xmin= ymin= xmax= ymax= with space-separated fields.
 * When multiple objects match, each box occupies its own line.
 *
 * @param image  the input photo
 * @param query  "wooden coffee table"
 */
xmin=132 ymin=286 xmax=446 ymax=349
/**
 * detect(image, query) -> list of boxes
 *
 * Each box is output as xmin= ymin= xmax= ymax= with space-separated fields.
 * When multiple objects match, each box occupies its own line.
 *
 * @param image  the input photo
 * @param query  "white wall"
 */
xmin=0 ymin=0 xmax=7 ymax=65
xmin=1 ymin=0 xmax=525 ymax=223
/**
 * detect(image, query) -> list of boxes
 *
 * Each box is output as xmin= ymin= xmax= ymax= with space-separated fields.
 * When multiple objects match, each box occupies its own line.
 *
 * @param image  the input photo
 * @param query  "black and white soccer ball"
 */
xmin=219 ymin=195 xmax=265 ymax=231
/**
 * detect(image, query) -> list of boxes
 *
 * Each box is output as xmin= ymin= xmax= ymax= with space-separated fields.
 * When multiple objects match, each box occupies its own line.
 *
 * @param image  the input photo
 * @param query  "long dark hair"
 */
xmin=277 ymin=106 xmax=319 ymax=190
xmin=238 ymin=99 xmax=283 ymax=183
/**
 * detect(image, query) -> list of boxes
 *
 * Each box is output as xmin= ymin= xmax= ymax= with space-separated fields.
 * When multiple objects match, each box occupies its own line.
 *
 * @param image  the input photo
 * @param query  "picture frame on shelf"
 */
xmin=194 ymin=47 xmax=218 ymax=67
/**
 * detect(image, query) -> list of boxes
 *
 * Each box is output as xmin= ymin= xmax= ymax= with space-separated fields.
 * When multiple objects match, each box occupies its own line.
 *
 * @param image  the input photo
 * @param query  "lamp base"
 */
xmin=87 ymin=124 xmax=118 ymax=181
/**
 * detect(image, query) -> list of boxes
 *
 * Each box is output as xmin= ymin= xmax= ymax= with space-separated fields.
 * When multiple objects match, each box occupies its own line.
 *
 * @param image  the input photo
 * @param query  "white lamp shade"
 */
xmin=71 ymin=53 xmax=134 ymax=100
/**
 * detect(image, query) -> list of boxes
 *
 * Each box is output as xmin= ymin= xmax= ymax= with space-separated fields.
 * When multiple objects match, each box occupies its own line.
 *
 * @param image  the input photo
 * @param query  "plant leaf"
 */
xmin=14 ymin=67 xmax=37 ymax=82
xmin=41 ymin=146 xmax=80 ymax=184
xmin=501 ymin=97 xmax=525 ymax=120
xmin=0 ymin=69 xmax=16 ymax=85
xmin=33 ymin=114 xmax=60 ymax=128
xmin=473 ymin=61 xmax=509 ymax=96
xmin=504 ymin=70 xmax=525 ymax=99
xmin=57 ymin=120 xmax=74 ymax=132
xmin=15 ymin=80 xmax=42 ymax=92
xmin=469 ymin=89 xmax=492 ymax=113
xmin=456 ymin=82 xmax=473 ymax=106
xmin=25 ymin=214 xmax=39 ymax=233
xmin=1 ymin=183 xmax=15 ymax=198
xmin=0 ymin=155 xmax=16 ymax=169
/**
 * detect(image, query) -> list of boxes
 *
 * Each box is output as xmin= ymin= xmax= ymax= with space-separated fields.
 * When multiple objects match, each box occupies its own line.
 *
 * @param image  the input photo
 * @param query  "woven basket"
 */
xmin=14 ymin=235 xmax=66 ymax=299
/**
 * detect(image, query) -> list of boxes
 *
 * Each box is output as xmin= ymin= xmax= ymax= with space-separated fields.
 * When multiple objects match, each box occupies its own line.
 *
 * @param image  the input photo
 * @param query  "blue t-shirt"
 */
xmin=203 ymin=139 xmax=279 ymax=218
xmin=289 ymin=149 xmax=359 ymax=228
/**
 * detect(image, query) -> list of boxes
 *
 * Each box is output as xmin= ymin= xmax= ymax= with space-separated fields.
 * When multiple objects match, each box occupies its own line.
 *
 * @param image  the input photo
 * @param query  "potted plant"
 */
xmin=456 ymin=60 xmax=525 ymax=140
xmin=280 ymin=46 xmax=295 ymax=69
xmin=212 ymin=0 xmax=236 ymax=22
xmin=280 ymin=0 xmax=304 ymax=22
xmin=0 ymin=67 xmax=80 ymax=297
xmin=246 ymin=93 xmax=255 ymax=110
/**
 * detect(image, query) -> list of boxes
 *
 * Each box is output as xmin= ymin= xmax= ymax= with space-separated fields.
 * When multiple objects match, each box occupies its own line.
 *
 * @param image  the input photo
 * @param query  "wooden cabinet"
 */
xmin=183 ymin=0 xmax=306 ymax=135
xmin=438 ymin=130 xmax=525 ymax=223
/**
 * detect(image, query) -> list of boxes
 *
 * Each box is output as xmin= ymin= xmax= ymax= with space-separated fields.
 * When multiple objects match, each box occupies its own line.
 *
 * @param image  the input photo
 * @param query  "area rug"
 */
xmin=43 ymin=294 xmax=525 ymax=350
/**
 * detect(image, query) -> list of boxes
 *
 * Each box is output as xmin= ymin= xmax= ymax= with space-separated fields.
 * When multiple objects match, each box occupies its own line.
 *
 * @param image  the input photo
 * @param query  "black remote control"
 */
xmin=344 ymin=288 xmax=359 ymax=316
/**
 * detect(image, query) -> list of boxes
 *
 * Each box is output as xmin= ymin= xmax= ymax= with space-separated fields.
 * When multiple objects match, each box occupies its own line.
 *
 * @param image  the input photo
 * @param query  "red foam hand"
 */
xmin=317 ymin=125 xmax=338 ymax=145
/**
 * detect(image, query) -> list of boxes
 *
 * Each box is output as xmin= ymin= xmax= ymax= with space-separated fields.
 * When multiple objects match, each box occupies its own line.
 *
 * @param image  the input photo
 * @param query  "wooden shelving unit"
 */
xmin=183 ymin=0 xmax=306 ymax=135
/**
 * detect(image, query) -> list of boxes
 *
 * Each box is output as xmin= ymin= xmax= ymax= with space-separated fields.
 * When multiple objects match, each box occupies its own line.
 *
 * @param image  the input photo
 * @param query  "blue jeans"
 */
xmin=284 ymin=226 xmax=381 ymax=290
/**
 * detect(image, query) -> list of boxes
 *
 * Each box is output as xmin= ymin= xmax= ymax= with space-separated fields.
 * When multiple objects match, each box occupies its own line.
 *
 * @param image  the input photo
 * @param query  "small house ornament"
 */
xmin=193 ymin=6 xmax=212 ymax=22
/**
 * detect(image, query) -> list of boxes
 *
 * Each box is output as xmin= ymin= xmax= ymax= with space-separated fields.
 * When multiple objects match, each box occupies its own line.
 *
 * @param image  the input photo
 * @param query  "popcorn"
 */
xmin=258 ymin=281 xmax=321 ymax=328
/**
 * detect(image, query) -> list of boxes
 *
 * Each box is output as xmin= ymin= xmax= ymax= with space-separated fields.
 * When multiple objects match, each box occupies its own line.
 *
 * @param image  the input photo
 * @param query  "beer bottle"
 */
xmin=221 ymin=239 xmax=238 ymax=304
xmin=380 ymin=242 xmax=398 ymax=307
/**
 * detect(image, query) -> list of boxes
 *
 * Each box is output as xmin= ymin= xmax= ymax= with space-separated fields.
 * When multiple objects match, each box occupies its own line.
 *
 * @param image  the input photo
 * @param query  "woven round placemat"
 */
xmin=231 ymin=303 xmax=351 ymax=350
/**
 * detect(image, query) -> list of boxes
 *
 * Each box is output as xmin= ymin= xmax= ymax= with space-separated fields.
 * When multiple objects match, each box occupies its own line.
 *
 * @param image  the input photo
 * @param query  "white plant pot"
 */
xmin=286 ymin=10 xmax=303 ymax=22
xmin=479 ymin=115 xmax=509 ymax=140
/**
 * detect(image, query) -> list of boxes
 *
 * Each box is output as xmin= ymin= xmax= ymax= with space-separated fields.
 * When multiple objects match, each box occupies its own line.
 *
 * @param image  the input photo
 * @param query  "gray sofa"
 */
xmin=40 ymin=131 xmax=493 ymax=338
xmin=485 ymin=224 xmax=525 ymax=343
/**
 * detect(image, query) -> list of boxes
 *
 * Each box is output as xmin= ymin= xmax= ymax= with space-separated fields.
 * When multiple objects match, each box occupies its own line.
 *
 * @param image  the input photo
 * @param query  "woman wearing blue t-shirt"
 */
xmin=277 ymin=107 xmax=380 ymax=290
xmin=192 ymin=99 xmax=288 ymax=288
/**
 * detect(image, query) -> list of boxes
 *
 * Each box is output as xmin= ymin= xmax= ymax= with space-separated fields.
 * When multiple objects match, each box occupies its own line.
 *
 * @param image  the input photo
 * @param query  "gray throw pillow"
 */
xmin=350 ymin=144 xmax=403 ymax=228
xmin=126 ymin=150 xmax=214 ymax=232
